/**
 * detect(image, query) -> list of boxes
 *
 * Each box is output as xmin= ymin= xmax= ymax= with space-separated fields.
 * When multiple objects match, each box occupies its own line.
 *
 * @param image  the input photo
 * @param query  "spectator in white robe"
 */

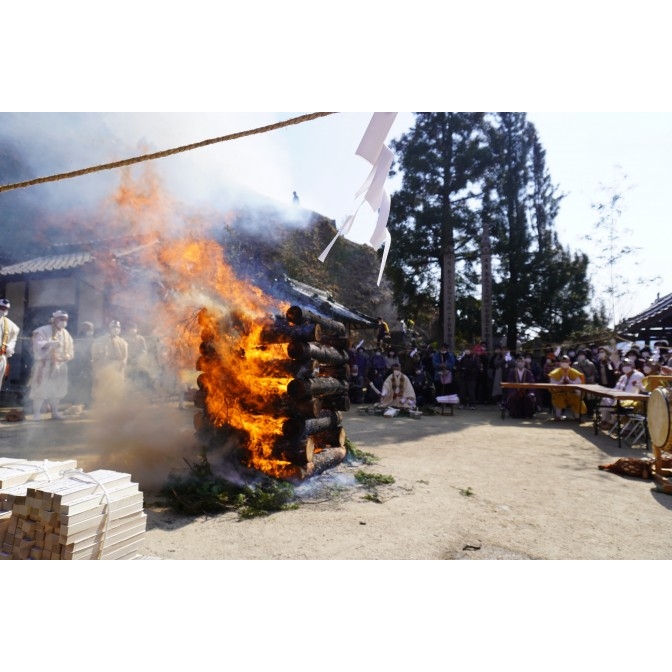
xmin=0 ymin=298 xmax=20 ymax=392
xmin=29 ymin=310 xmax=74 ymax=420
xmin=379 ymin=363 xmax=416 ymax=409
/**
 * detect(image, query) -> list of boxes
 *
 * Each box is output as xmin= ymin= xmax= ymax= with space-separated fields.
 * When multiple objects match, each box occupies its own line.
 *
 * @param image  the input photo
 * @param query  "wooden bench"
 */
xmin=437 ymin=403 xmax=456 ymax=416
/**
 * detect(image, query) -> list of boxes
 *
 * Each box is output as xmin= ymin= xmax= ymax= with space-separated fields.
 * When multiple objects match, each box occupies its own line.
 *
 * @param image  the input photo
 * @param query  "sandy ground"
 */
xmin=2 ymin=399 xmax=671 ymax=561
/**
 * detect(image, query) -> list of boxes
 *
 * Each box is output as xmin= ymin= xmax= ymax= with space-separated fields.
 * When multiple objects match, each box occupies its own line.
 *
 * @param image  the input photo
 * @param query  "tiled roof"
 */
xmin=0 ymin=252 xmax=95 ymax=276
xmin=282 ymin=275 xmax=376 ymax=328
xmin=618 ymin=291 xmax=672 ymax=339
xmin=620 ymin=292 xmax=672 ymax=327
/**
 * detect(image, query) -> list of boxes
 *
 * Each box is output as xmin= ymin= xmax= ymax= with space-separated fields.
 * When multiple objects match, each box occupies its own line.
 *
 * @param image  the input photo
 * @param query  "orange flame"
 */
xmin=97 ymin=169 xmax=299 ymax=478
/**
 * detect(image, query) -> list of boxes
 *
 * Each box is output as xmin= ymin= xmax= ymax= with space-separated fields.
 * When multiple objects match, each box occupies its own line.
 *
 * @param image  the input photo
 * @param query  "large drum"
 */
xmin=647 ymin=387 xmax=672 ymax=451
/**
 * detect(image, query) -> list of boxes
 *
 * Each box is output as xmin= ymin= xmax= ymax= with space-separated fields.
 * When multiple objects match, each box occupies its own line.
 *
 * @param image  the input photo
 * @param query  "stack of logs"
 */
xmin=195 ymin=305 xmax=351 ymax=480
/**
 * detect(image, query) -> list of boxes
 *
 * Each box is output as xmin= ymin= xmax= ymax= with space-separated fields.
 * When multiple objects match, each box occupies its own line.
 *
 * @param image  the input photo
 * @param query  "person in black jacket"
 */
xmin=594 ymin=346 xmax=617 ymax=388
xmin=456 ymin=347 xmax=481 ymax=410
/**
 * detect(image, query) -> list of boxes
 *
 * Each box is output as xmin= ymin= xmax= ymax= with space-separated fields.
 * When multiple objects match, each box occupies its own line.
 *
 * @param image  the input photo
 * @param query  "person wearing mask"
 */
xmin=540 ymin=351 xmax=558 ymax=412
xmin=348 ymin=364 xmax=364 ymax=404
xmin=594 ymin=346 xmax=617 ymax=388
xmin=354 ymin=346 xmax=370 ymax=379
xmin=432 ymin=343 xmax=456 ymax=396
xmin=504 ymin=354 xmax=537 ymax=418
xmin=640 ymin=358 xmax=665 ymax=393
xmin=548 ymin=355 xmax=587 ymax=422
xmin=573 ymin=347 xmax=598 ymax=415
xmin=624 ymin=347 xmax=644 ymax=372
xmin=573 ymin=348 xmax=597 ymax=383
xmin=91 ymin=320 xmax=129 ymax=402
xmin=364 ymin=367 xmax=385 ymax=404
xmin=369 ymin=347 xmax=386 ymax=374
xmin=456 ymin=346 xmax=481 ymax=410
xmin=384 ymin=348 xmax=401 ymax=377
xmin=379 ymin=362 xmax=416 ymax=410
xmin=598 ymin=357 xmax=645 ymax=428
xmin=410 ymin=364 xmax=435 ymax=407
xmin=0 ymin=299 xmax=20 ymax=395
xmin=29 ymin=310 xmax=75 ymax=420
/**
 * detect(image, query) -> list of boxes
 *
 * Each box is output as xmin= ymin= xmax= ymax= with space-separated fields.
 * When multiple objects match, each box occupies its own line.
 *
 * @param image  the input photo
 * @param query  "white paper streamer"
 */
xmin=319 ymin=112 xmax=397 ymax=286
xmin=355 ymin=112 xmax=398 ymax=164
xmin=362 ymin=145 xmax=394 ymax=211
xmin=377 ymin=229 xmax=392 ymax=286
xmin=317 ymin=206 xmax=361 ymax=263
xmin=369 ymin=191 xmax=391 ymax=248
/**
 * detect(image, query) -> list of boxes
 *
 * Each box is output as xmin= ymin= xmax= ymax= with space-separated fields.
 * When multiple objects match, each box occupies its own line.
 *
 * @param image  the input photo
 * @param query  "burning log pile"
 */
xmin=193 ymin=305 xmax=351 ymax=482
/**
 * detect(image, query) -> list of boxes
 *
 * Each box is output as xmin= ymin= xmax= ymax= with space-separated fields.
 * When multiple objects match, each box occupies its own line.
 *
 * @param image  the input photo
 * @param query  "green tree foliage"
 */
xmin=387 ymin=112 xmax=600 ymax=349
xmin=387 ymin=113 xmax=488 ymax=345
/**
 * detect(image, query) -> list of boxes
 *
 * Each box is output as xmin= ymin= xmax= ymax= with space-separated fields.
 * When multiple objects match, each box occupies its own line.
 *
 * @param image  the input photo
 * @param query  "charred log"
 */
xmin=315 ymin=334 xmax=351 ymax=350
xmin=285 ymin=306 xmax=346 ymax=337
xmin=289 ymin=397 xmax=323 ymax=418
xmin=259 ymin=319 xmax=317 ymax=344
xmin=313 ymin=426 xmax=347 ymax=449
xmin=287 ymin=376 xmax=349 ymax=399
xmin=259 ymin=358 xmax=316 ymax=379
xmin=311 ymin=445 xmax=347 ymax=473
xmin=282 ymin=410 xmax=343 ymax=439
xmin=317 ymin=364 xmax=350 ymax=379
xmin=287 ymin=341 xmax=349 ymax=365
xmin=272 ymin=436 xmax=315 ymax=465
xmin=289 ymin=446 xmax=348 ymax=481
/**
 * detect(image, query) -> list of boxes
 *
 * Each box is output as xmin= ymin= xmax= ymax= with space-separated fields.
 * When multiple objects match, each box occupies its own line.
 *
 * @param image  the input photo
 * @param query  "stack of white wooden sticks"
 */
xmin=0 ymin=458 xmax=146 ymax=560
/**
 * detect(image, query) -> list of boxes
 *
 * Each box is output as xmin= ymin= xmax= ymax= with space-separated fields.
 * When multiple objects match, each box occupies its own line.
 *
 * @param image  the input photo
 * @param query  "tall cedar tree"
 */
xmin=484 ymin=113 xmax=594 ymax=348
xmin=387 ymin=113 xmax=488 ymax=348
xmin=388 ymin=112 xmax=597 ymax=350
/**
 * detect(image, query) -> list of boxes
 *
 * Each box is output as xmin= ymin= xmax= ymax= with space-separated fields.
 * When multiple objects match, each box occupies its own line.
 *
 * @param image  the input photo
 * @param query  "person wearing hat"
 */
xmin=0 ymin=299 xmax=20 ymax=392
xmin=379 ymin=362 xmax=416 ymax=410
xmin=504 ymin=354 xmax=536 ymax=418
xmin=29 ymin=310 xmax=75 ymax=420
xmin=91 ymin=319 xmax=129 ymax=402
xmin=547 ymin=355 xmax=587 ymax=422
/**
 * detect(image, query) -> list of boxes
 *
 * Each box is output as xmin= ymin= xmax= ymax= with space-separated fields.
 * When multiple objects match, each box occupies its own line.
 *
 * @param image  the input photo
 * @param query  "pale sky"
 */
xmin=1 ymin=111 xmax=669 ymax=326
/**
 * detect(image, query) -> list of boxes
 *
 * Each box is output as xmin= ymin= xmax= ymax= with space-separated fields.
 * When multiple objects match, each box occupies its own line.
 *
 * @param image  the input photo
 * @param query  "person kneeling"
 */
xmin=379 ymin=363 xmax=417 ymax=410
xmin=505 ymin=355 xmax=536 ymax=418
xmin=548 ymin=355 xmax=586 ymax=421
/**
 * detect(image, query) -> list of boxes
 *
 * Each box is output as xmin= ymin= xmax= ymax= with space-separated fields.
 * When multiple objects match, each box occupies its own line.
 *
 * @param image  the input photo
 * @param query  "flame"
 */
xmin=156 ymin=238 xmax=296 ymax=478
xmin=94 ymin=169 xmax=299 ymax=478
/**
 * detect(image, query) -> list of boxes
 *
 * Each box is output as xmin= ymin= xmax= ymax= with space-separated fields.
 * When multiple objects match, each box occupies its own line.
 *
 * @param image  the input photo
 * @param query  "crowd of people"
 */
xmin=347 ymin=332 xmax=672 ymax=422
xmin=0 ymin=304 xmax=188 ymax=421
xmin=4 ymin=301 xmax=671 ymax=426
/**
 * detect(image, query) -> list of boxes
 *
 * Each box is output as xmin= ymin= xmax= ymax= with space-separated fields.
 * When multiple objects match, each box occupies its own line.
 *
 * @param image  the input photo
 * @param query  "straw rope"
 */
xmin=0 ymin=112 xmax=337 ymax=194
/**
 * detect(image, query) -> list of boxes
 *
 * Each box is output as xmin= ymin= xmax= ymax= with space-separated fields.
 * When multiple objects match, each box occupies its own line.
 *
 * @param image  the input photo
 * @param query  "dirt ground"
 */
xmin=2 ymin=399 xmax=671 ymax=561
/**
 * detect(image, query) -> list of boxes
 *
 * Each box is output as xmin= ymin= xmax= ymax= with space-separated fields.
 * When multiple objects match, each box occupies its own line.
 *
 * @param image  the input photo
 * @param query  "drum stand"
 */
xmin=652 ymin=445 xmax=672 ymax=494
xmin=647 ymin=387 xmax=672 ymax=494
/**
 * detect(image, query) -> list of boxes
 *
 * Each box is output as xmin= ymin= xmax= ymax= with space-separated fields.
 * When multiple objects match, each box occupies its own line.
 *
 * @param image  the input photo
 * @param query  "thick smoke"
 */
xmin=0 ymin=113 xmax=318 ymax=494
xmin=0 ymin=113 xmax=314 ymax=257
